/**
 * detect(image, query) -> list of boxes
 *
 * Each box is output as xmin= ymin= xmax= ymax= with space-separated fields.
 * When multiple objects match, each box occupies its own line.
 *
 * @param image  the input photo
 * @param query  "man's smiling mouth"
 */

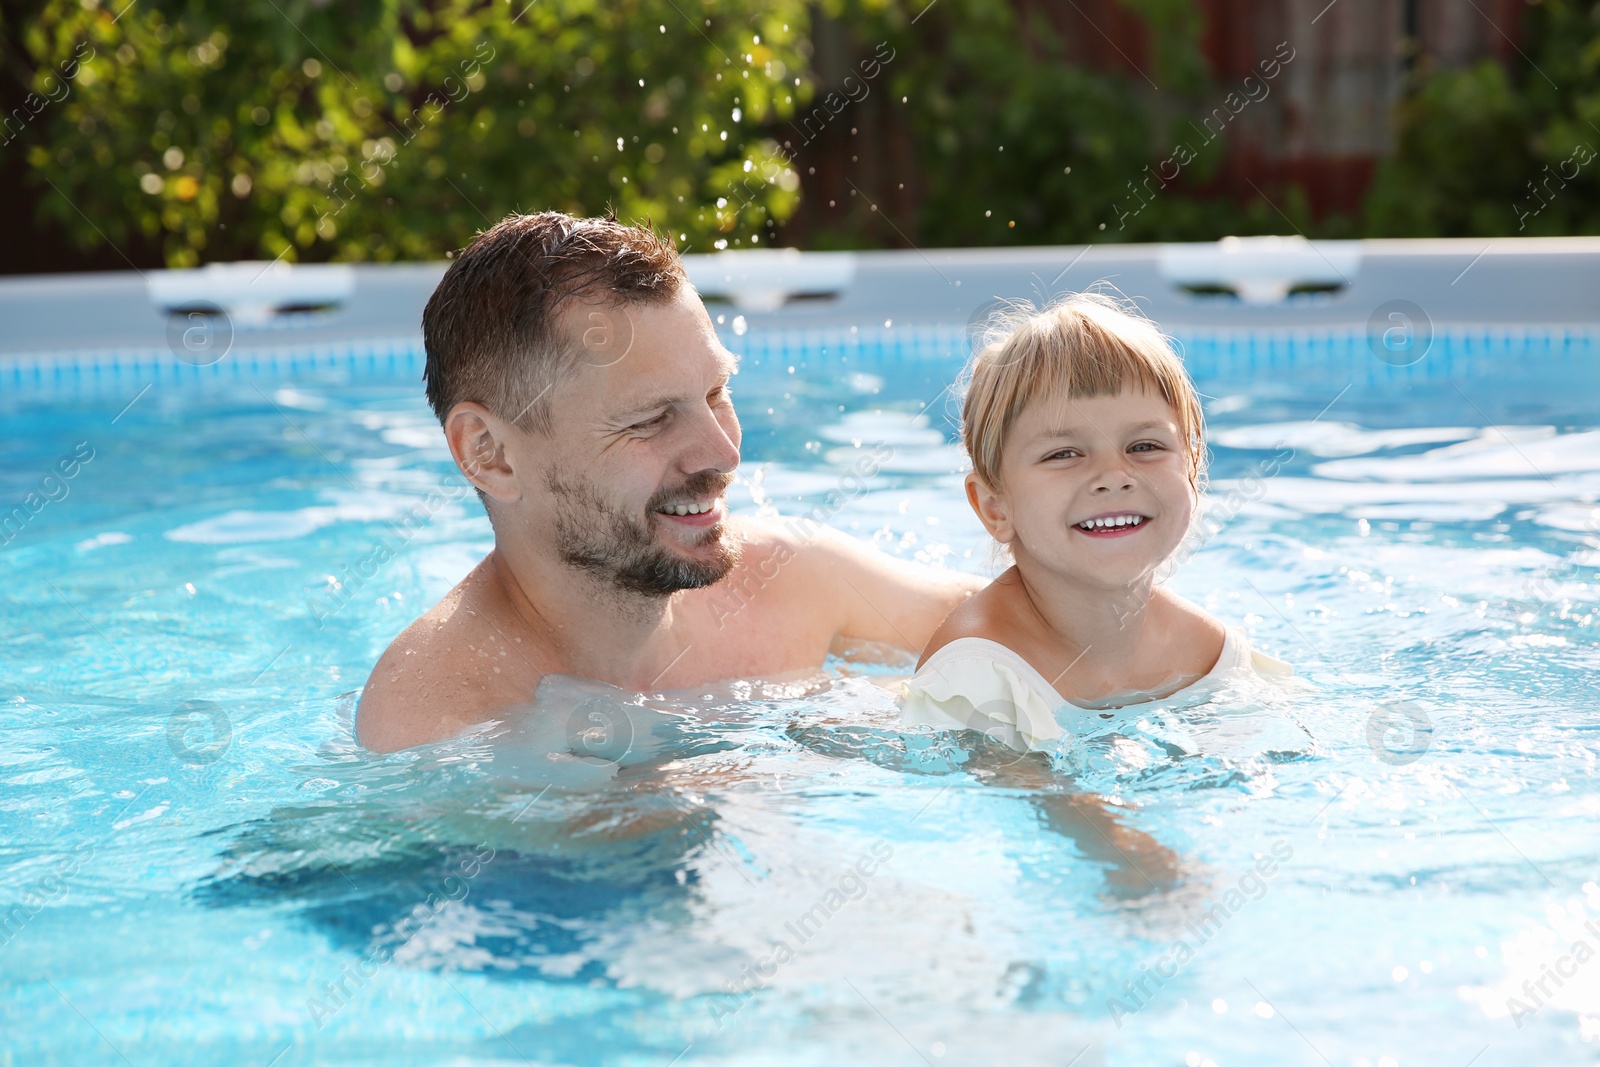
xmin=648 ymin=470 xmax=735 ymax=528
xmin=654 ymin=495 xmax=722 ymax=520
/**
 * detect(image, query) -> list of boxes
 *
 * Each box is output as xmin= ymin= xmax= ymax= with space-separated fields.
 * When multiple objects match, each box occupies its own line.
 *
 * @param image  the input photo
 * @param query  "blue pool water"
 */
xmin=2 ymin=329 xmax=1599 ymax=1065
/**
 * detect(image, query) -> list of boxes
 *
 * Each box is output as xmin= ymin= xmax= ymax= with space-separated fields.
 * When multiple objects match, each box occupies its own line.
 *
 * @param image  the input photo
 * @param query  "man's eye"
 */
xmin=633 ymin=411 xmax=671 ymax=431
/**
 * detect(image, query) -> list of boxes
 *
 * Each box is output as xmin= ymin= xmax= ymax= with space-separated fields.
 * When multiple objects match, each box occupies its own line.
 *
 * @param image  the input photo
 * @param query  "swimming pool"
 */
xmin=2 ymin=323 xmax=1598 ymax=1066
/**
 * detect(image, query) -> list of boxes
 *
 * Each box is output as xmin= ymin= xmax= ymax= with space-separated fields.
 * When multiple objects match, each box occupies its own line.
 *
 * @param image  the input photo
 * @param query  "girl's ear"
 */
xmin=965 ymin=472 xmax=1015 ymax=544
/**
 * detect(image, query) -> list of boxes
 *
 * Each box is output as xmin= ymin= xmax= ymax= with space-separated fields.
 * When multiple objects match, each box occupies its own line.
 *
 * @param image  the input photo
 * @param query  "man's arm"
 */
xmin=791 ymin=521 xmax=985 ymax=655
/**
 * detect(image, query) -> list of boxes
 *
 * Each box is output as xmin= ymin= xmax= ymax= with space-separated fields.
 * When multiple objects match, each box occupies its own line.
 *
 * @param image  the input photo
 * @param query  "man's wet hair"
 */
xmin=422 ymin=211 xmax=687 ymax=433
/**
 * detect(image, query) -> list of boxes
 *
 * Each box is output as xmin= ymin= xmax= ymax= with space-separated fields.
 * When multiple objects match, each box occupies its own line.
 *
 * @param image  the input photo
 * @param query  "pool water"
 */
xmin=2 ymin=332 xmax=1598 ymax=1066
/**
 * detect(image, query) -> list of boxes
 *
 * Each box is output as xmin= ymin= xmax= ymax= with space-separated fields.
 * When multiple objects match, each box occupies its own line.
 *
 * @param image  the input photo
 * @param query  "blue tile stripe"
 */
xmin=0 ymin=335 xmax=424 ymax=396
xmin=2 ymin=324 xmax=1595 ymax=398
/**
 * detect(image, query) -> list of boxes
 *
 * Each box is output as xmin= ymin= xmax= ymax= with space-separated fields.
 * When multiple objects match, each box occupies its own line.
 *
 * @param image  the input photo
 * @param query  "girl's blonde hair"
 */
xmin=961 ymin=292 xmax=1207 ymax=491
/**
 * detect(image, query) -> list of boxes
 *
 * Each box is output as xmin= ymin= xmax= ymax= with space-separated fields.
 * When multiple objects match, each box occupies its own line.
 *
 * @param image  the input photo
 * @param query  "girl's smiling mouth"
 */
xmin=1074 ymin=512 xmax=1149 ymax=537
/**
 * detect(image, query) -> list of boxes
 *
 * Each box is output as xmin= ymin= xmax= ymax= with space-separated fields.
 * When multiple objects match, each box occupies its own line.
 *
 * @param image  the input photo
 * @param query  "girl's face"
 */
xmin=969 ymin=386 xmax=1196 ymax=591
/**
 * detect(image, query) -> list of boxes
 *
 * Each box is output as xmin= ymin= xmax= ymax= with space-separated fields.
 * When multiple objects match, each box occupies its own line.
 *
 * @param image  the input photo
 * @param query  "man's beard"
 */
xmin=546 ymin=468 xmax=739 ymax=598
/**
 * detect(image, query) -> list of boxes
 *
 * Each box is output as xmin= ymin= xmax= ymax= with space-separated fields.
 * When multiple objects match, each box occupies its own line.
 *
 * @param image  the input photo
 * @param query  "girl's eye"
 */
xmin=1045 ymin=448 xmax=1081 ymax=460
xmin=1129 ymin=441 xmax=1164 ymax=453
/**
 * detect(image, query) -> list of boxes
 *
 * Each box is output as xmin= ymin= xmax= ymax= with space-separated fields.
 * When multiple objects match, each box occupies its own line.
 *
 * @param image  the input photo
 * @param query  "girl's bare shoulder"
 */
xmin=1151 ymin=588 xmax=1229 ymax=670
xmin=915 ymin=568 xmax=1025 ymax=667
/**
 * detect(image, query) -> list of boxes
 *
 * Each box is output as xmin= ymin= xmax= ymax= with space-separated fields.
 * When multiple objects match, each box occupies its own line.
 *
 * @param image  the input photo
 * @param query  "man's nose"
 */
xmin=680 ymin=402 xmax=740 ymax=473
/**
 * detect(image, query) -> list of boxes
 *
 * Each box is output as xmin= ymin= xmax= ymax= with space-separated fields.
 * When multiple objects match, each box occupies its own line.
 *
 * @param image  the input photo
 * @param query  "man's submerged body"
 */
xmin=357 ymin=516 xmax=978 ymax=752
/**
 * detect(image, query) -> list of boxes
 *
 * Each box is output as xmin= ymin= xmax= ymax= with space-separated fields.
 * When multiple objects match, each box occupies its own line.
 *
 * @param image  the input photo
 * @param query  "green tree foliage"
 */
xmin=18 ymin=0 xmax=810 ymax=265
xmin=11 ymin=0 xmax=1332 ymax=267
xmin=1365 ymin=0 xmax=1600 ymax=237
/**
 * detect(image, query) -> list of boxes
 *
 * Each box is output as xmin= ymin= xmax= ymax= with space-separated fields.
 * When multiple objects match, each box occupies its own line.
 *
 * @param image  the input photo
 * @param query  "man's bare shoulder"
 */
xmin=733 ymin=514 xmax=981 ymax=590
xmin=726 ymin=513 xmax=829 ymax=557
xmin=356 ymin=568 xmax=540 ymax=753
xmin=716 ymin=515 xmax=867 ymax=595
xmin=731 ymin=514 xmax=985 ymax=655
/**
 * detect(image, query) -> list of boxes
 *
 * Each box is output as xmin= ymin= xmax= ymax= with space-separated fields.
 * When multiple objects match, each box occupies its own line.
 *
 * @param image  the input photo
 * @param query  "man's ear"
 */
xmin=965 ymin=472 xmax=1014 ymax=544
xmin=445 ymin=402 xmax=522 ymax=504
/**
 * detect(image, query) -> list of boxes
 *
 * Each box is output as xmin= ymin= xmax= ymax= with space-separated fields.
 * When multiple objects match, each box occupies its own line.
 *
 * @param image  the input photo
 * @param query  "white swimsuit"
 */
xmin=897 ymin=627 xmax=1293 ymax=755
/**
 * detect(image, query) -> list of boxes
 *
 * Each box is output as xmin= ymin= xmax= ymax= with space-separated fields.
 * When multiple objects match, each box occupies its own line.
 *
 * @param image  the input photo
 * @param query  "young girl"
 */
xmin=900 ymin=293 xmax=1290 ymax=756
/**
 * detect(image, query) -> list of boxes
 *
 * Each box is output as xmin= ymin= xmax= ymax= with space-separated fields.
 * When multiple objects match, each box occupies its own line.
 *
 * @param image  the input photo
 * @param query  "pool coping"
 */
xmin=3 ymin=237 xmax=1599 ymax=391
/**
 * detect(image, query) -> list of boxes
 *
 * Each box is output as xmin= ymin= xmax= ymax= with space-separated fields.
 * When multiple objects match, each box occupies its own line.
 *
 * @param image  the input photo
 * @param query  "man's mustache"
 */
xmin=646 ymin=469 xmax=734 ymax=512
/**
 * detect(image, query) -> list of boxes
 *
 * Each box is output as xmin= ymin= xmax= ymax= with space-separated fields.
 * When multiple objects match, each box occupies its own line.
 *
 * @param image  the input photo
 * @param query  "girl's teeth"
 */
xmin=1080 ymin=515 xmax=1143 ymax=530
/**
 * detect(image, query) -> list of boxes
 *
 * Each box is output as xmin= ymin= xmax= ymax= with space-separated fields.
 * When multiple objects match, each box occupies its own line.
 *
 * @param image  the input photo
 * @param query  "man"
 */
xmin=357 ymin=212 xmax=981 ymax=753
